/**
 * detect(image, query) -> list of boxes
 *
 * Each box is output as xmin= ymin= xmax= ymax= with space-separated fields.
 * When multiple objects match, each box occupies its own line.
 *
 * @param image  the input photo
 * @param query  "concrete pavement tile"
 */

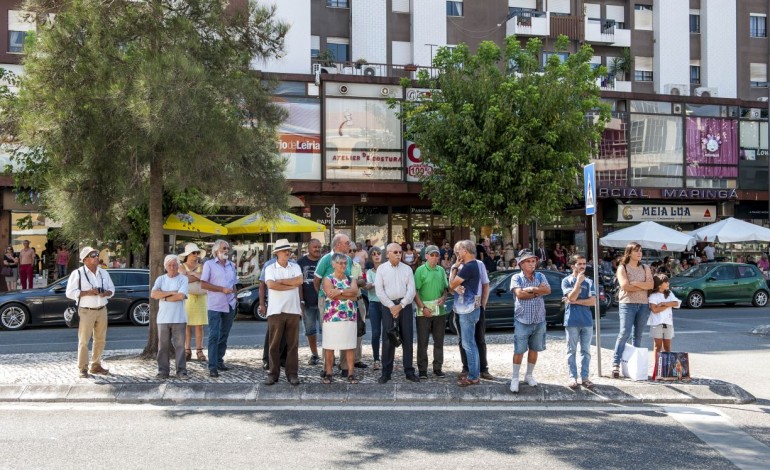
xmin=0 ymin=385 xmax=25 ymax=401
xmin=395 ymin=383 xmax=449 ymax=401
xmin=257 ymin=383 xmax=301 ymax=401
xmin=350 ymin=384 xmax=396 ymax=402
xmin=666 ymin=383 xmax=755 ymax=404
xmin=301 ymin=383 xmax=349 ymax=402
xmin=164 ymin=383 xmax=208 ymax=402
xmin=66 ymin=384 xmax=121 ymax=402
xmin=447 ymin=384 xmax=493 ymax=402
xmin=117 ymin=383 xmax=166 ymax=402
xmin=492 ymin=383 xmax=545 ymax=402
xmin=542 ymin=384 xmax=608 ymax=402
xmin=204 ymin=384 xmax=257 ymax=401
xmin=20 ymin=385 xmax=71 ymax=402
xmin=591 ymin=383 xmax=688 ymax=403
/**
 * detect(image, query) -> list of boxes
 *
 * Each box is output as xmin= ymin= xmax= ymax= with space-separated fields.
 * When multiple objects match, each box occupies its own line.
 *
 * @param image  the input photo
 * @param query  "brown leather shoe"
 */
xmin=79 ymin=369 xmax=89 ymax=379
xmin=480 ymin=372 xmax=496 ymax=380
xmin=89 ymin=364 xmax=110 ymax=375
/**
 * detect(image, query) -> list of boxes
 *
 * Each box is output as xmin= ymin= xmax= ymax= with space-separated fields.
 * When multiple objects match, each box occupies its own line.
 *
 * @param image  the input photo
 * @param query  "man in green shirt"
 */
xmin=414 ymin=245 xmax=449 ymax=378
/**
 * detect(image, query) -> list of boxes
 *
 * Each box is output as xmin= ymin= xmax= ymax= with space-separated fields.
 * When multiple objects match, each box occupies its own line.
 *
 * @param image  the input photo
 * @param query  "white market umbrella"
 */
xmin=600 ymin=221 xmax=696 ymax=252
xmin=689 ymin=217 xmax=770 ymax=243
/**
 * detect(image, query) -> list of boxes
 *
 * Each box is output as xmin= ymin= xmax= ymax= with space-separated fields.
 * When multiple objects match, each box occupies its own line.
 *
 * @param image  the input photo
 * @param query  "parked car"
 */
xmin=237 ymin=283 xmax=265 ymax=320
xmin=669 ymin=262 xmax=769 ymax=309
xmin=445 ymin=269 xmax=608 ymax=334
xmin=0 ymin=269 xmax=151 ymax=331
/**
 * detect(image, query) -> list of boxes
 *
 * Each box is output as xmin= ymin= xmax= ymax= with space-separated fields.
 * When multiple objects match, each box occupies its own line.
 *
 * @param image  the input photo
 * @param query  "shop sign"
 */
xmin=617 ymin=204 xmax=716 ymax=223
xmin=410 ymin=207 xmax=432 ymax=214
xmin=406 ymin=141 xmax=434 ymax=182
xmin=310 ymin=205 xmax=353 ymax=226
xmin=598 ymin=187 xmax=738 ymax=200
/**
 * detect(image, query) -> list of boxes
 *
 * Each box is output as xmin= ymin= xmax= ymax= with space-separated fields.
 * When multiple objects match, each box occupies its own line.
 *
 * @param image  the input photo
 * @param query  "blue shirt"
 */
xmin=201 ymin=258 xmax=238 ymax=312
xmin=454 ymin=261 xmax=480 ymax=314
xmin=510 ymin=271 xmax=547 ymax=325
xmin=561 ymin=274 xmax=595 ymax=328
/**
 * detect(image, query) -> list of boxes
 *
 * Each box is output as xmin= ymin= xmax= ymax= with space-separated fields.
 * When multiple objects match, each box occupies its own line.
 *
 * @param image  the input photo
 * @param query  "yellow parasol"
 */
xmin=225 ymin=211 xmax=325 ymax=235
xmin=163 ymin=211 xmax=228 ymax=236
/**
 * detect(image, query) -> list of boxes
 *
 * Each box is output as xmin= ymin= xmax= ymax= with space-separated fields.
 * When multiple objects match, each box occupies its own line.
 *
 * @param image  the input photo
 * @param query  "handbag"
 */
xmin=1 ymin=266 xmax=12 ymax=277
xmin=386 ymin=324 xmax=402 ymax=348
xmin=620 ymin=343 xmax=649 ymax=381
xmin=654 ymin=352 xmax=690 ymax=381
xmin=63 ymin=269 xmax=83 ymax=328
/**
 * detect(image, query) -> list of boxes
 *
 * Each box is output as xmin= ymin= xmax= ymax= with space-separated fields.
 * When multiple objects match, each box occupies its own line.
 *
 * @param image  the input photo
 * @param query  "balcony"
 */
xmin=597 ymin=76 xmax=632 ymax=92
xmin=584 ymin=18 xmax=631 ymax=47
xmin=506 ymin=8 xmax=549 ymax=37
xmin=311 ymin=60 xmax=439 ymax=79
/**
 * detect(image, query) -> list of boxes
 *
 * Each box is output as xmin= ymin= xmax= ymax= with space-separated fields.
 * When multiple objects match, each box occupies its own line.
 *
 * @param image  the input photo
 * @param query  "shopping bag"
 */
xmin=620 ymin=344 xmax=649 ymax=381
xmin=654 ymin=352 xmax=690 ymax=381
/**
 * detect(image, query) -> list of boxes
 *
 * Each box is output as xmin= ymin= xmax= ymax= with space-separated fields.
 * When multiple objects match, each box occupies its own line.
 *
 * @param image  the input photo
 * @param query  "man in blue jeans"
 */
xmin=509 ymin=250 xmax=551 ymax=393
xmin=449 ymin=240 xmax=482 ymax=387
xmin=200 ymin=239 xmax=238 ymax=378
xmin=561 ymin=255 xmax=595 ymax=390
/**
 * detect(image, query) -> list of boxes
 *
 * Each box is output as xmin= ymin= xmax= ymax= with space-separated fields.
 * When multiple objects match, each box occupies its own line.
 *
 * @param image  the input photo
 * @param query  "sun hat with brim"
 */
xmin=272 ymin=239 xmax=292 ymax=254
xmin=178 ymin=242 xmax=206 ymax=261
xmin=79 ymin=246 xmax=98 ymax=261
xmin=517 ymin=250 xmax=538 ymax=266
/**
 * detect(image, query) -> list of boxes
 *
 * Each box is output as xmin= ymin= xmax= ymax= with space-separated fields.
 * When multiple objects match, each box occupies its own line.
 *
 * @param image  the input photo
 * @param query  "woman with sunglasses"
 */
xmin=365 ymin=246 xmax=383 ymax=370
xmin=321 ymin=253 xmax=360 ymax=384
xmin=179 ymin=243 xmax=208 ymax=362
xmin=3 ymin=247 xmax=18 ymax=291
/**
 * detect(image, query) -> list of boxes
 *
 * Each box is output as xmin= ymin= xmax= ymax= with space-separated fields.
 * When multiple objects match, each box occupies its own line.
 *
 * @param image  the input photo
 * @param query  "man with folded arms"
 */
xmin=414 ymin=245 xmax=448 ymax=379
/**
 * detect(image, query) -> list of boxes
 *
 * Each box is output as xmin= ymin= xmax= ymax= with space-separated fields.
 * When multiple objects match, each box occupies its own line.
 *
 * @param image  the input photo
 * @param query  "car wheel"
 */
xmin=0 ymin=303 xmax=29 ymax=331
xmin=686 ymin=291 xmax=704 ymax=309
xmin=253 ymin=302 xmax=267 ymax=321
xmin=446 ymin=311 xmax=458 ymax=335
xmin=129 ymin=301 xmax=150 ymax=326
xmin=752 ymin=290 xmax=769 ymax=307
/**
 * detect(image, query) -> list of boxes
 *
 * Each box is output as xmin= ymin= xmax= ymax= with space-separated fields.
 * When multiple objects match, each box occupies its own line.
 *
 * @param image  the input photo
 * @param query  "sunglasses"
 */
xmin=191 ymin=251 xmax=200 ymax=255
xmin=88 ymin=252 xmax=99 ymax=258
xmin=428 ymin=253 xmax=440 ymax=257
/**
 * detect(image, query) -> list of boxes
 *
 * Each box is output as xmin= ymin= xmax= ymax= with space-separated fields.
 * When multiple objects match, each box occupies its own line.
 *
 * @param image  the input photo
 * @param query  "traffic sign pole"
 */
xmin=584 ymin=164 xmax=602 ymax=377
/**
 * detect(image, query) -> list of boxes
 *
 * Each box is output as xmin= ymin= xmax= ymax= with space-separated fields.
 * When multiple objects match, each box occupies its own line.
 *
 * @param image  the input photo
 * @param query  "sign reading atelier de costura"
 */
xmin=617 ymin=204 xmax=717 ymax=223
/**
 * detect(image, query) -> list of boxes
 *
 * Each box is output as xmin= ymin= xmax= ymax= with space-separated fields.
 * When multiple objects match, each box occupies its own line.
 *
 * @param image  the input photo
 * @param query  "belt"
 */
xmin=390 ymin=298 xmax=403 ymax=305
xmin=79 ymin=306 xmax=106 ymax=311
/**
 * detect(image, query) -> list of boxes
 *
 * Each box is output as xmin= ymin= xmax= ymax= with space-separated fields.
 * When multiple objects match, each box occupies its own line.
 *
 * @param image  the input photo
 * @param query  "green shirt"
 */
xmin=414 ymin=263 xmax=449 ymax=316
xmin=314 ymin=252 xmax=352 ymax=298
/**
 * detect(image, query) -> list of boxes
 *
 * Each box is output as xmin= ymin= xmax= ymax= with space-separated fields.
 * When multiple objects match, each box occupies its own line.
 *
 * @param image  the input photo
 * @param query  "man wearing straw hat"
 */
xmin=66 ymin=246 xmax=115 ymax=379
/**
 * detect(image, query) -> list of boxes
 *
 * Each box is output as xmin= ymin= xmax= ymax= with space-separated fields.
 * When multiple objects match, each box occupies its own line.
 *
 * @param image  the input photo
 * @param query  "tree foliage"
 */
xmin=13 ymin=0 xmax=291 ymax=355
xmin=398 ymin=36 xmax=610 ymax=228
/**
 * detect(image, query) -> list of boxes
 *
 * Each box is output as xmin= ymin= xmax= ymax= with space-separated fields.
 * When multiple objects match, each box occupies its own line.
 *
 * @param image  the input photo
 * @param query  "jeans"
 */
xmin=302 ymin=305 xmax=320 ymax=337
xmin=565 ymin=326 xmax=592 ymax=380
xmin=457 ymin=306 xmax=489 ymax=373
xmin=613 ymin=303 xmax=650 ymax=366
xmin=207 ymin=307 xmax=235 ymax=371
xmin=368 ymin=301 xmax=382 ymax=361
xmin=458 ymin=308 xmax=480 ymax=381
xmin=57 ymin=264 xmax=67 ymax=279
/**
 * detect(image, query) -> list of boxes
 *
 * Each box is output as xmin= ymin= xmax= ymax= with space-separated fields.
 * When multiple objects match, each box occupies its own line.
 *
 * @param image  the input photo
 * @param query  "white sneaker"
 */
xmin=509 ymin=377 xmax=520 ymax=393
xmin=525 ymin=375 xmax=538 ymax=387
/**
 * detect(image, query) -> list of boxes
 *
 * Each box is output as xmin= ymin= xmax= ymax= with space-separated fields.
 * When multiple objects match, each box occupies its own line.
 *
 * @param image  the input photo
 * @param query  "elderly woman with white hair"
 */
xmin=151 ymin=254 xmax=189 ymax=379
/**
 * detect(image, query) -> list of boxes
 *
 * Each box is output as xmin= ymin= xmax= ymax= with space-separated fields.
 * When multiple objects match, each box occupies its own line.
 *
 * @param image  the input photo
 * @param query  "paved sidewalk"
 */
xmin=0 ymin=334 xmax=754 ymax=405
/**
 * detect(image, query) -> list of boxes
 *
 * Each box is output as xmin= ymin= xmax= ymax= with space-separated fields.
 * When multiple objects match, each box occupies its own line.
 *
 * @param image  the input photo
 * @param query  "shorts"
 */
xmin=513 ymin=320 xmax=546 ymax=355
xmin=303 ymin=304 xmax=320 ymax=336
xmin=650 ymin=323 xmax=674 ymax=340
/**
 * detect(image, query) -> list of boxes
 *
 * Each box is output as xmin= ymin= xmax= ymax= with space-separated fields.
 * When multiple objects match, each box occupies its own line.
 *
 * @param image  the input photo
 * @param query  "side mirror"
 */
xmin=494 ymin=287 xmax=506 ymax=296
xmin=706 ymin=277 xmax=716 ymax=282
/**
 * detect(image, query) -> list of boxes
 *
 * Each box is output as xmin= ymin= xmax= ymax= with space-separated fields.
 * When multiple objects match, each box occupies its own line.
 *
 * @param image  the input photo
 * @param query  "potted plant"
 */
xmin=610 ymin=48 xmax=632 ymax=81
xmin=355 ymin=58 xmax=368 ymax=69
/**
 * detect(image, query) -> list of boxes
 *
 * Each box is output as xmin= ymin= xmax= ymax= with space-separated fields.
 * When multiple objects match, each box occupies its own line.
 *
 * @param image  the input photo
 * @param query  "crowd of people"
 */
xmin=65 ymin=236 xmax=689 ymax=389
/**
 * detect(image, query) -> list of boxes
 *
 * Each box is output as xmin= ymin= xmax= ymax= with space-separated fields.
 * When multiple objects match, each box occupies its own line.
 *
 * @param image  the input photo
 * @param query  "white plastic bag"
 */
xmin=620 ymin=344 xmax=649 ymax=381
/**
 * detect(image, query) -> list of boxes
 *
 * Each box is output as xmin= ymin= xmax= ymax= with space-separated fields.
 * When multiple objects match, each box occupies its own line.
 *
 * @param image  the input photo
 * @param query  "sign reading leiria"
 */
xmin=617 ymin=204 xmax=716 ymax=223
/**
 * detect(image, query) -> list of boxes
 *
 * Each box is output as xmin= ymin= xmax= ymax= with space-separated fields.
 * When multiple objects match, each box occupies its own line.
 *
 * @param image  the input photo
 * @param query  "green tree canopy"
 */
xmin=12 ymin=0 xmax=291 ymax=354
xmin=398 ymin=36 xmax=610 ymax=231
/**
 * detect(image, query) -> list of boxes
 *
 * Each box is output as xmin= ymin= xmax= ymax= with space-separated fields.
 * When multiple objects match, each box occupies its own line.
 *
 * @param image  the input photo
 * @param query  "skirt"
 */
xmin=4 ymin=267 xmax=18 ymax=282
xmin=185 ymin=294 xmax=208 ymax=326
xmin=322 ymin=320 xmax=357 ymax=350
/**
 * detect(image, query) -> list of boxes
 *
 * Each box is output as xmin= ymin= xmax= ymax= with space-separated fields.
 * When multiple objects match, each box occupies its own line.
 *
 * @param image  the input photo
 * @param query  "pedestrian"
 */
xmin=200 ymin=239 xmax=238 ymax=378
xmin=18 ymin=240 xmax=35 ymax=289
xmin=179 ymin=243 xmax=207 ymax=362
xmin=455 ymin=245 xmax=494 ymax=382
xmin=449 ymin=240 xmax=483 ymax=387
xmin=3 ymin=246 xmax=18 ymax=291
xmin=374 ymin=242 xmax=418 ymax=384
xmin=321 ymin=253 xmax=360 ymax=384
xmin=346 ymin=241 xmax=368 ymax=374
xmin=263 ymin=239 xmax=303 ymax=386
xmin=553 ymin=243 xmax=566 ymax=270
xmin=258 ymin=255 xmax=286 ymax=371
xmin=561 ymin=255 xmax=595 ymax=390
xmin=56 ymin=245 xmax=70 ymax=279
xmin=612 ymin=242 xmax=654 ymax=379
xmin=297 ymin=238 xmax=323 ymax=365
xmin=365 ymin=246 xmax=384 ymax=371
xmin=402 ymin=242 xmax=417 ymax=271
xmin=65 ymin=247 xmax=115 ymax=378
xmin=509 ymin=250 xmax=551 ymax=393
xmin=703 ymin=242 xmax=715 ymax=262
xmin=647 ymin=273 xmax=681 ymax=357
xmin=151 ymin=255 xmax=189 ymax=379
xmin=414 ymin=245 xmax=449 ymax=379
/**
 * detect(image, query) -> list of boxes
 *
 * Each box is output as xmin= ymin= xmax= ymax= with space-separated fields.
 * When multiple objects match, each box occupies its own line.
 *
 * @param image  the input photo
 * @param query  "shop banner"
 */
xmin=405 ymin=141 xmax=434 ymax=182
xmin=274 ymin=97 xmax=321 ymax=180
xmin=686 ymin=118 xmax=738 ymax=179
xmin=617 ymin=204 xmax=716 ymax=223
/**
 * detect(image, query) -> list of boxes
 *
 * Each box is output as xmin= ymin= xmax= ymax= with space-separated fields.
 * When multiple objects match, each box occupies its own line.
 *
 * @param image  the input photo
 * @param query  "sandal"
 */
xmin=582 ymin=379 xmax=595 ymax=390
xmin=196 ymin=349 xmax=207 ymax=361
xmin=568 ymin=380 xmax=579 ymax=390
xmin=184 ymin=349 xmax=192 ymax=361
xmin=347 ymin=374 xmax=359 ymax=384
xmin=457 ymin=377 xmax=480 ymax=387
xmin=322 ymin=372 xmax=333 ymax=384
xmin=612 ymin=366 xmax=620 ymax=379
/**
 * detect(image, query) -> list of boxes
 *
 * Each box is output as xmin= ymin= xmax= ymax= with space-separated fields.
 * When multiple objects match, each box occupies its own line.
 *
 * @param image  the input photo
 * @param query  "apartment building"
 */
xmin=2 ymin=0 xmax=770 ymax=248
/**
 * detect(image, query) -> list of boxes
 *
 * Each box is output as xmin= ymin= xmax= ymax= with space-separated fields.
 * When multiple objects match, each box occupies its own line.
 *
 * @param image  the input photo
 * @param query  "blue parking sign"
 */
xmin=584 ymin=163 xmax=596 ymax=216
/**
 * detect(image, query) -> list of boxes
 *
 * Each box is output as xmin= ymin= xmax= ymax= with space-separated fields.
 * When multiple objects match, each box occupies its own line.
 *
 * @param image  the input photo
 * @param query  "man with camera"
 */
xmin=66 ymin=247 xmax=115 ymax=379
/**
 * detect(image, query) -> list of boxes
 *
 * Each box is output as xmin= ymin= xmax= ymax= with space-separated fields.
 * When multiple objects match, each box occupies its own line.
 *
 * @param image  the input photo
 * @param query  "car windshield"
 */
xmin=676 ymin=265 xmax=712 ymax=278
xmin=488 ymin=272 xmax=511 ymax=291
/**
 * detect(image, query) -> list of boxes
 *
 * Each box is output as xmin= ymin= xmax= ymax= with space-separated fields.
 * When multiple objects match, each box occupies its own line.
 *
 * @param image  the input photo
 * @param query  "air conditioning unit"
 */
xmin=362 ymin=66 xmax=377 ymax=77
xmin=664 ymin=84 xmax=689 ymax=96
xmin=757 ymin=97 xmax=769 ymax=102
xmin=694 ymin=87 xmax=717 ymax=97
xmin=311 ymin=63 xmax=337 ymax=75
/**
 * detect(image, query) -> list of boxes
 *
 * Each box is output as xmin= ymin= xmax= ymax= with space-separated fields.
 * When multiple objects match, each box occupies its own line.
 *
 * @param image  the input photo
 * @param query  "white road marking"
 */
xmin=666 ymin=405 xmax=770 ymax=470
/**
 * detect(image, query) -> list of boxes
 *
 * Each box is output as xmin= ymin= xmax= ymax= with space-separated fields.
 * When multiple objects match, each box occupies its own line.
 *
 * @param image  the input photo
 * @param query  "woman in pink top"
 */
xmin=56 ymin=245 xmax=70 ymax=279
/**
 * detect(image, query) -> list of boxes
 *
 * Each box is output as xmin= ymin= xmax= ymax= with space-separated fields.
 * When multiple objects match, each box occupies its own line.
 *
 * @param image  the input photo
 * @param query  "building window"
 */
xmin=750 ymin=63 xmax=767 ymax=87
xmin=8 ymin=31 xmax=27 ymax=53
xmin=326 ymin=0 xmax=349 ymax=8
xmin=542 ymin=52 xmax=569 ymax=67
xmin=446 ymin=1 xmax=463 ymax=17
xmin=750 ymin=15 xmax=767 ymax=38
xmin=634 ymin=56 xmax=653 ymax=82
xmin=634 ymin=4 xmax=652 ymax=31
xmin=689 ymin=14 xmax=700 ymax=33
xmin=327 ymin=42 xmax=349 ymax=62
xmin=690 ymin=66 xmax=701 ymax=84
xmin=635 ymin=70 xmax=653 ymax=82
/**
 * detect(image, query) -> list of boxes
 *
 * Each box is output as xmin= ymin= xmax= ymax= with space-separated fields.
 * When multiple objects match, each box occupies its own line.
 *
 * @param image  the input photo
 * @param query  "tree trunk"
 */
xmin=140 ymin=158 xmax=164 ymax=359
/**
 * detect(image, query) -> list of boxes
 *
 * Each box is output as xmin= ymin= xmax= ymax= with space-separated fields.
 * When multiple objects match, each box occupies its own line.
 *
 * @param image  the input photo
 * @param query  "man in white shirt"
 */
xmin=374 ymin=242 xmax=417 ymax=384
xmin=703 ymin=243 xmax=715 ymax=262
xmin=65 ymin=246 xmax=115 ymax=379
xmin=264 ymin=239 xmax=303 ymax=386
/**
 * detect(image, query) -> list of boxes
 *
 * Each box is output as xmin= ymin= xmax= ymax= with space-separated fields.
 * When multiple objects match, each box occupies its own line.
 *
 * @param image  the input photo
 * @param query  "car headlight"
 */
xmin=236 ymin=291 xmax=253 ymax=299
